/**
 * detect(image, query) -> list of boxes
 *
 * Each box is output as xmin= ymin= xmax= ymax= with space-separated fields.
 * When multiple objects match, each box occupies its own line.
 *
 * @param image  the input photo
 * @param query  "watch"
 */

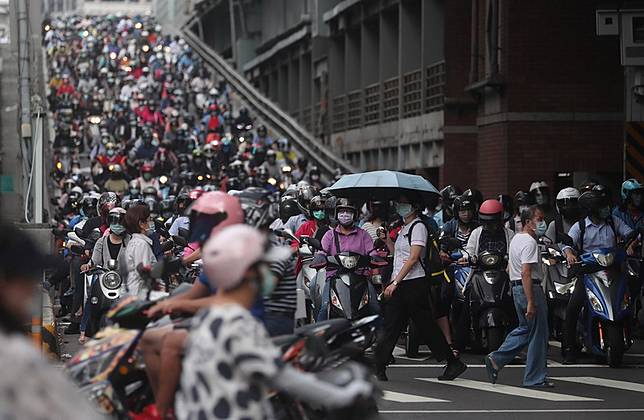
xmin=392 ymin=280 xmax=399 ymax=286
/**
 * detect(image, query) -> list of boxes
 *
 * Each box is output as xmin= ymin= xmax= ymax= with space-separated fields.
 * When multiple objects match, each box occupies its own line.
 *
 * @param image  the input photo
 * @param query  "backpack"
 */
xmin=406 ymin=216 xmax=450 ymax=285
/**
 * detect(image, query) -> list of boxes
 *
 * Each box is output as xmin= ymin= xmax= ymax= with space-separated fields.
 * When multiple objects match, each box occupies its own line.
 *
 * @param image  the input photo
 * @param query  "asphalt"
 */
xmin=378 ymin=341 xmax=644 ymax=420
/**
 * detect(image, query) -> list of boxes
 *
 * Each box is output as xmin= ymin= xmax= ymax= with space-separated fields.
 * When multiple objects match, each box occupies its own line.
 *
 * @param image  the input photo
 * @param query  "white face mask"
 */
xmin=337 ymin=211 xmax=354 ymax=226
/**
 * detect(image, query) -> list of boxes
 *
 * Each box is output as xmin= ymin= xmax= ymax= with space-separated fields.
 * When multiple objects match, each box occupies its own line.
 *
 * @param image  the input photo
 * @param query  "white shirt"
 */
xmin=393 ymin=218 xmax=427 ymax=282
xmin=508 ymin=232 xmax=543 ymax=282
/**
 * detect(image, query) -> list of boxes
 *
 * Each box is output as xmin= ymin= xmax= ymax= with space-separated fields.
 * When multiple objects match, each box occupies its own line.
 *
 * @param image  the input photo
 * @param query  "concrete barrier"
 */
xmin=41 ymin=289 xmax=59 ymax=358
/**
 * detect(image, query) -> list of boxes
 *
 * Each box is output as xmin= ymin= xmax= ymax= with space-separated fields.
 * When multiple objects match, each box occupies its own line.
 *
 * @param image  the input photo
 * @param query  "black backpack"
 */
xmin=406 ymin=217 xmax=449 ymax=285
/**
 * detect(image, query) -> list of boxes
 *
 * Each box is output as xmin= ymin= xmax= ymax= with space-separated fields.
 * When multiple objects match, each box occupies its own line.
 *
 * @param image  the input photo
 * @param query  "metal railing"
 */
xmin=332 ymin=95 xmax=346 ymax=133
xmin=346 ymin=89 xmax=363 ymax=130
xmin=425 ymin=60 xmax=446 ymax=113
xmin=402 ymin=69 xmax=423 ymax=118
xmin=363 ymin=83 xmax=380 ymax=126
xmin=181 ymin=19 xmax=356 ymax=176
xmin=382 ymin=77 xmax=400 ymax=122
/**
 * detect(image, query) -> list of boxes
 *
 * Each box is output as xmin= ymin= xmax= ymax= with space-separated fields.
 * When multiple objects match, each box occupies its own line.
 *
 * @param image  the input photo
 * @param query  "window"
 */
xmin=633 ymin=17 xmax=644 ymax=43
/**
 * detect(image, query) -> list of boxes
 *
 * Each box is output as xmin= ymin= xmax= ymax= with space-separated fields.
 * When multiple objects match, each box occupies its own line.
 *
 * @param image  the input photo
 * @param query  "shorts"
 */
xmin=428 ymin=278 xmax=454 ymax=319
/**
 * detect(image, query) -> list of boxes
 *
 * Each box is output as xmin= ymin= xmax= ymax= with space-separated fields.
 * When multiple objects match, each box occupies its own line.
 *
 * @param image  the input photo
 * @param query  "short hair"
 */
xmin=125 ymin=204 xmax=150 ymax=234
xmin=520 ymin=204 xmax=542 ymax=225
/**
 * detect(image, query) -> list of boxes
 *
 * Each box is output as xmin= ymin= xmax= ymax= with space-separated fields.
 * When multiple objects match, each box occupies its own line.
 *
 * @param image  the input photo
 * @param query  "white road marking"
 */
xmin=389 ymin=363 xmax=641 ymax=368
xmin=382 ymin=390 xmax=450 ymax=403
xmin=416 ymin=378 xmax=601 ymax=402
xmin=553 ymin=377 xmax=644 ymax=393
xmin=380 ymin=409 xmax=644 ymax=414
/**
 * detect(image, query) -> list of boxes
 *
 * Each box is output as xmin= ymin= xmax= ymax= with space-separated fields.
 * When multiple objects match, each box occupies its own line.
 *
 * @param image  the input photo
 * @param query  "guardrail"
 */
xmin=181 ymin=21 xmax=357 ymax=177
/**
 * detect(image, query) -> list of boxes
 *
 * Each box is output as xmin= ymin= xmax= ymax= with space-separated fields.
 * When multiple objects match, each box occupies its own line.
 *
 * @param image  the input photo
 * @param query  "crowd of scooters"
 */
xmin=43 ymin=13 xmax=644 ymax=420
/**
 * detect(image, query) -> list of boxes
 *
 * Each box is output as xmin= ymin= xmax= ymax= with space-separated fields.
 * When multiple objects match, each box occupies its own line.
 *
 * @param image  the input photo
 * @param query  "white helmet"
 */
xmin=556 ymin=187 xmax=580 ymax=214
xmin=529 ymin=181 xmax=548 ymax=192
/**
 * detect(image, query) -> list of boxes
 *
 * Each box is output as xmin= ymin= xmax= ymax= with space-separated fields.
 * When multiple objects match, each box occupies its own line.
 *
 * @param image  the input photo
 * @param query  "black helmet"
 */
xmin=309 ymin=166 xmax=321 ymax=181
xmin=143 ymin=186 xmax=158 ymax=197
xmin=279 ymin=197 xmax=300 ymax=223
xmin=174 ymin=193 xmax=193 ymax=214
xmin=462 ymin=188 xmax=483 ymax=209
xmin=257 ymin=125 xmax=267 ymax=137
xmin=514 ymin=190 xmax=530 ymax=210
xmin=335 ymin=197 xmax=357 ymax=214
xmin=578 ymin=185 xmax=610 ymax=217
xmin=310 ymin=195 xmax=326 ymax=212
xmin=81 ymin=195 xmax=99 ymax=218
xmin=440 ymin=185 xmax=462 ymax=205
xmin=297 ymin=184 xmax=316 ymax=210
xmin=453 ymin=195 xmax=475 ymax=224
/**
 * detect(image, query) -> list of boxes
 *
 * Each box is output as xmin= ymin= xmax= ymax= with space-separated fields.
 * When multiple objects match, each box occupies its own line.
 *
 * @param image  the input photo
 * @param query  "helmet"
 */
xmin=579 ymin=180 xmax=598 ymax=194
xmin=478 ymin=199 xmax=504 ymax=222
xmin=128 ymin=180 xmax=140 ymax=196
xmin=453 ymin=195 xmax=475 ymax=223
xmin=556 ymin=187 xmax=581 ymax=216
xmin=98 ymin=192 xmax=119 ymax=218
xmin=514 ymin=190 xmax=530 ymax=210
xmin=202 ymin=225 xmax=279 ymax=291
xmin=621 ymin=178 xmax=643 ymax=201
xmin=143 ymin=186 xmax=158 ymax=197
xmin=81 ymin=195 xmax=99 ymax=218
xmin=309 ymin=166 xmax=321 ymax=182
xmin=462 ymin=188 xmax=483 ymax=210
xmin=529 ymin=181 xmax=550 ymax=206
xmin=297 ymin=184 xmax=316 ymax=210
xmin=141 ymin=163 xmax=154 ymax=173
xmin=257 ymin=125 xmax=267 ymax=137
xmin=310 ymin=195 xmax=326 ymax=212
xmin=159 ymin=198 xmax=174 ymax=219
xmin=174 ymin=193 xmax=193 ymax=214
xmin=497 ymin=194 xmax=513 ymax=222
xmin=578 ymin=186 xmax=610 ymax=216
xmin=187 ymin=191 xmax=244 ymax=244
xmin=335 ymin=197 xmax=358 ymax=214
xmin=440 ymin=185 xmax=462 ymax=205
xmin=107 ymin=207 xmax=126 ymax=226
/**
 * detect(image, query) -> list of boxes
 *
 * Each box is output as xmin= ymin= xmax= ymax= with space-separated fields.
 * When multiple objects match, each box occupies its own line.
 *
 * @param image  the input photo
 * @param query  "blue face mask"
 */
xmin=535 ymin=220 xmax=547 ymax=237
xmin=396 ymin=203 xmax=413 ymax=218
xmin=312 ymin=210 xmax=326 ymax=221
xmin=110 ymin=223 xmax=126 ymax=236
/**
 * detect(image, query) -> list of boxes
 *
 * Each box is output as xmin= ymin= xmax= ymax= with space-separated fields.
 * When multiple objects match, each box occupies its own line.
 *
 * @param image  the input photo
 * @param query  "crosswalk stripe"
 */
xmin=416 ymin=378 xmax=602 ymax=402
xmin=382 ymin=390 xmax=450 ymax=403
xmin=553 ymin=377 xmax=644 ymax=393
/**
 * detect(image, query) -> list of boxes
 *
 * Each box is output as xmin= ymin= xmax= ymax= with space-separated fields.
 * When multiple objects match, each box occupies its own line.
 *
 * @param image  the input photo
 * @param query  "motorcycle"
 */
xmin=273 ymin=229 xmax=326 ymax=324
xmin=541 ymin=239 xmax=576 ymax=340
xmin=561 ymin=232 xmax=637 ymax=367
xmin=311 ymin=252 xmax=387 ymax=321
xmin=83 ymin=259 xmax=123 ymax=337
xmin=467 ymin=249 xmax=515 ymax=352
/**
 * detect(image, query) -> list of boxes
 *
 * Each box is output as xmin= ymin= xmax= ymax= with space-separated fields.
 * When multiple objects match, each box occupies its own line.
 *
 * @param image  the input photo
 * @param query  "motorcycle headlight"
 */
xmin=554 ymin=281 xmax=575 ymax=295
xmin=480 ymin=254 xmax=499 ymax=267
xmin=358 ymin=288 xmax=369 ymax=310
xmin=586 ymin=290 xmax=604 ymax=313
xmin=338 ymin=255 xmax=359 ymax=270
xmin=102 ymin=272 xmax=122 ymax=290
xmin=330 ymin=288 xmax=343 ymax=311
xmin=592 ymin=252 xmax=614 ymax=267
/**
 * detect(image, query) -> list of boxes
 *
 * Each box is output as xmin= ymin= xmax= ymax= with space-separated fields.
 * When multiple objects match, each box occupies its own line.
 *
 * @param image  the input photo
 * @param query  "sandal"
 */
xmin=450 ymin=344 xmax=460 ymax=358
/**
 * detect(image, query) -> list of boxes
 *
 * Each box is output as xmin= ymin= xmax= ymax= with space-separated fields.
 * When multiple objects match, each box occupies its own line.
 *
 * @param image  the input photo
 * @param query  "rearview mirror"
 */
xmin=178 ymin=227 xmax=190 ymax=240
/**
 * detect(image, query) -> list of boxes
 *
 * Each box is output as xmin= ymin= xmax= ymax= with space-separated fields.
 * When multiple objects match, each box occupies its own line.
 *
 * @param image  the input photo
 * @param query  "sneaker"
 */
xmin=484 ymin=355 xmax=498 ymax=384
xmin=524 ymin=381 xmax=555 ymax=389
xmin=562 ymin=349 xmax=577 ymax=365
xmin=438 ymin=358 xmax=467 ymax=381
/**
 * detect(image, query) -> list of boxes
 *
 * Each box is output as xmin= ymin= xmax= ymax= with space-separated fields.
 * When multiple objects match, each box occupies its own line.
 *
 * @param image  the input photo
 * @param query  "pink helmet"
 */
xmin=202 ymin=225 xmax=292 ymax=291
xmin=187 ymin=191 xmax=244 ymax=243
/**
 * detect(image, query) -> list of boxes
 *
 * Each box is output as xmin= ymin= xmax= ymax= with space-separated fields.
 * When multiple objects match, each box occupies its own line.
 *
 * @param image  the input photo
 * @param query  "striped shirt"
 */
xmin=264 ymin=254 xmax=297 ymax=315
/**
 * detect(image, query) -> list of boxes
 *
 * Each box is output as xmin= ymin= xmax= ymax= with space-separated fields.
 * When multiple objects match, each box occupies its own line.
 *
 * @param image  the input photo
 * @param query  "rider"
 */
xmin=561 ymin=186 xmax=634 ymax=363
xmin=465 ymin=199 xmax=515 ymax=258
xmin=260 ymin=149 xmax=281 ymax=179
xmin=544 ymin=187 xmax=581 ymax=242
xmin=530 ymin=181 xmax=555 ymax=224
xmin=613 ymin=179 xmax=644 ymax=230
xmin=176 ymin=225 xmax=374 ymax=420
xmin=317 ymin=197 xmax=377 ymax=321
xmin=508 ymin=190 xmax=531 ymax=232
xmin=441 ymin=195 xmax=479 ymax=249
xmin=434 ymin=185 xmax=462 ymax=228
xmin=292 ymin=195 xmax=331 ymax=273
xmin=137 ymin=163 xmax=160 ymax=191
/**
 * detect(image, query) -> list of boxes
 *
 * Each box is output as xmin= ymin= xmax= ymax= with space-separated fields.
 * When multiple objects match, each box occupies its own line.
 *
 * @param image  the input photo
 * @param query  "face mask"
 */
xmin=107 ymin=149 xmax=115 ymax=156
xmin=396 ymin=203 xmax=414 ymax=218
xmin=110 ymin=223 xmax=126 ymax=236
xmin=313 ymin=210 xmax=326 ymax=221
xmin=598 ymin=206 xmax=611 ymax=220
xmin=337 ymin=211 xmax=354 ymax=227
xmin=143 ymin=173 xmax=152 ymax=181
xmin=311 ymin=174 xmax=320 ymax=181
xmin=259 ymin=264 xmax=276 ymax=297
xmin=535 ymin=220 xmax=547 ymax=237
xmin=631 ymin=193 xmax=642 ymax=209
xmin=482 ymin=221 xmax=499 ymax=232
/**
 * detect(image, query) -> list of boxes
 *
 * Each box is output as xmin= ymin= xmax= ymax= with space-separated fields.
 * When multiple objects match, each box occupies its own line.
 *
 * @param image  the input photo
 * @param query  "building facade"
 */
xmin=45 ymin=0 xmax=152 ymax=16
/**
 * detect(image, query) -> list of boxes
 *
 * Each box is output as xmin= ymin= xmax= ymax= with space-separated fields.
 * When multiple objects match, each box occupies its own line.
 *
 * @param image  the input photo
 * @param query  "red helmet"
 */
xmin=187 ymin=191 xmax=244 ymax=243
xmin=141 ymin=163 xmax=154 ymax=173
xmin=479 ymin=199 xmax=504 ymax=222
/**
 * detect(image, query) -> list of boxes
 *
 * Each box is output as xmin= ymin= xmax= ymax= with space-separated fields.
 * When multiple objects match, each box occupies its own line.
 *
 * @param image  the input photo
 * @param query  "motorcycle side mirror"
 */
xmin=107 ymin=258 xmax=118 ymax=271
xmin=172 ymin=235 xmax=188 ymax=247
xmin=178 ymin=227 xmax=190 ymax=240
xmin=160 ymin=240 xmax=175 ymax=253
xmin=558 ymin=232 xmax=574 ymax=247
xmin=310 ymin=255 xmax=328 ymax=270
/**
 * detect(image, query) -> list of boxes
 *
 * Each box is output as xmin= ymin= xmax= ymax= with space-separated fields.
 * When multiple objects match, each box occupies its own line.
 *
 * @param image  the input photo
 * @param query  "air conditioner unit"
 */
xmin=621 ymin=10 xmax=644 ymax=66
xmin=596 ymin=9 xmax=619 ymax=36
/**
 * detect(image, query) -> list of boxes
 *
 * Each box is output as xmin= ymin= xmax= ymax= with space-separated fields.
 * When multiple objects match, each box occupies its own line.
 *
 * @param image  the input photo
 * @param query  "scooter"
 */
xmin=562 ymin=231 xmax=636 ymax=367
xmin=273 ymin=229 xmax=325 ymax=324
xmin=468 ymin=249 xmax=515 ymax=352
xmin=311 ymin=252 xmax=387 ymax=321
xmin=83 ymin=259 xmax=123 ymax=337
xmin=541 ymin=240 xmax=576 ymax=340
xmin=440 ymin=237 xmax=473 ymax=352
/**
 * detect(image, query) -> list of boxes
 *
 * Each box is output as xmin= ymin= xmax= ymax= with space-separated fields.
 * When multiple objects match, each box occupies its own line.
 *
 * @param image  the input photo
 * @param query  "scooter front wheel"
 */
xmin=604 ymin=321 xmax=625 ymax=368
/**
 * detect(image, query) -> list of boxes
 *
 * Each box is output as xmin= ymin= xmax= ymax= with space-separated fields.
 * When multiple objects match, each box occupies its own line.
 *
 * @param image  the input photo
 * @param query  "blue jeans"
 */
xmin=489 ymin=285 xmax=549 ymax=386
xmin=317 ymin=277 xmax=380 ymax=322
xmin=263 ymin=312 xmax=295 ymax=337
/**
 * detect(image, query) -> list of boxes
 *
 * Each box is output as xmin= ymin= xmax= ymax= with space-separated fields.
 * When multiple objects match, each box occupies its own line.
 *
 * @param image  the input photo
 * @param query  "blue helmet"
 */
xmin=621 ymin=178 xmax=643 ymax=201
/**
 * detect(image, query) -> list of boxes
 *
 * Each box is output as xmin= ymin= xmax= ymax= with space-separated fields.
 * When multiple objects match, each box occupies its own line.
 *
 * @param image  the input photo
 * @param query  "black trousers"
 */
xmin=563 ymin=278 xmax=585 ymax=350
xmin=375 ymin=277 xmax=452 ymax=369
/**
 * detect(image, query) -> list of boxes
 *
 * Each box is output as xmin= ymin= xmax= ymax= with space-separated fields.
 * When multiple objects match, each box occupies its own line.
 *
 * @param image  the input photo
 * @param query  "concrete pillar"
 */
xmin=400 ymin=0 xmax=421 ymax=74
xmin=361 ymin=19 xmax=379 ymax=86
xmin=380 ymin=6 xmax=399 ymax=80
xmin=345 ymin=27 xmax=361 ymax=90
xmin=422 ymin=0 xmax=445 ymax=66
xmin=290 ymin=56 xmax=300 ymax=114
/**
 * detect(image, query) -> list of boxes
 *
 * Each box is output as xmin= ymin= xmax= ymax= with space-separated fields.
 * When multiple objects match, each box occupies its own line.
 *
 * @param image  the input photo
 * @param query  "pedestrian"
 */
xmin=123 ymin=204 xmax=157 ymax=297
xmin=374 ymin=194 xmax=467 ymax=381
xmin=0 ymin=221 xmax=100 ymax=420
xmin=484 ymin=205 xmax=551 ymax=387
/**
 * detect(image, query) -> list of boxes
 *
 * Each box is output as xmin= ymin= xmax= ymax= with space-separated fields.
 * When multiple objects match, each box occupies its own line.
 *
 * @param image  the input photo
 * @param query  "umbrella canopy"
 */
xmin=326 ymin=170 xmax=439 ymax=203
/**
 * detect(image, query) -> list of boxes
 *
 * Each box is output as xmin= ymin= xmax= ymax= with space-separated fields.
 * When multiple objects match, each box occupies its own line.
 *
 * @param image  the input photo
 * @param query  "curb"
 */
xmin=42 ymin=290 xmax=59 ymax=358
